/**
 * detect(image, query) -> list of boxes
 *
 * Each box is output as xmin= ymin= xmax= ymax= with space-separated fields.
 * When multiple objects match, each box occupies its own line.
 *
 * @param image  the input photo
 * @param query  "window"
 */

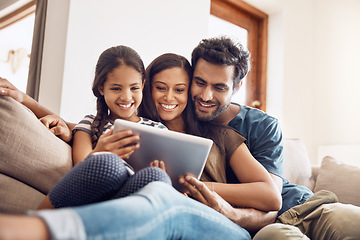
xmin=210 ymin=0 xmax=268 ymax=111
xmin=0 ymin=0 xmax=35 ymax=92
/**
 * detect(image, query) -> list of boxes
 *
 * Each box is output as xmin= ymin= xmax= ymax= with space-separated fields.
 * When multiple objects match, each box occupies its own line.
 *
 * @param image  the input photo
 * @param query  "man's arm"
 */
xmin=232 ymin=173 xmax=282 ymax=233
xmin=231 ymin=208 xmax=278 ymax=234
xmin=180 ymin=175 xmax=279 ymax=233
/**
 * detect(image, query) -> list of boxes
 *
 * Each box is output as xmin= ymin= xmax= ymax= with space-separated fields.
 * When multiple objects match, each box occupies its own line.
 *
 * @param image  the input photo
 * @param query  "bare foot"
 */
xmin=0 ymin=214 xmax=49 ymax=240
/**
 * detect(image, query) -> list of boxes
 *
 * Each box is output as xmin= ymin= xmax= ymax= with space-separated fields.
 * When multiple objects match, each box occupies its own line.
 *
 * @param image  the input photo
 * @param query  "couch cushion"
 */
xmin=283 ymin=138 xmax=315 ymax=191
xmin=0 ymin=96 xmax=72 ymax=196
xmin=0 ymin=174 xmax=45 ymax=214
xmin=314 ymin=156 xmax=360 ymax=206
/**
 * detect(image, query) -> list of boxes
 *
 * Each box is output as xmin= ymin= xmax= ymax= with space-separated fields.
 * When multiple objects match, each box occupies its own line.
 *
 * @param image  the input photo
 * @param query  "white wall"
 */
xmin=246 ymin=0 xmax=360 ymax=164
xmin=39 ymin=0 xmax=210 ymax=123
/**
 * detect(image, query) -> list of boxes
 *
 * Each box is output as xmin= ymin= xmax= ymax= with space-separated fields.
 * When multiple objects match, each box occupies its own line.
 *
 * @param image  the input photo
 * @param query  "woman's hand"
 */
xmin=40 ymin=114 xmax=72 ymax=143
xmin=0 ymin=77 xmax=24 ymax=103
xmin=150 ymin=160 xmax=166 ymax=172
xmin=92 ymin=128 xmax=140 ymax=160
xmin=179 ymin=175 xmax=237 ymax=222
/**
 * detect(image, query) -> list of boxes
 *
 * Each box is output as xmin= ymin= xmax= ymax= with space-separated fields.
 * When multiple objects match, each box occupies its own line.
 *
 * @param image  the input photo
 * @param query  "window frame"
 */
xmin=211 ymin=0 xmax=268 ymax=111
xmin=0 ymin=0 xmax=36 ymax=30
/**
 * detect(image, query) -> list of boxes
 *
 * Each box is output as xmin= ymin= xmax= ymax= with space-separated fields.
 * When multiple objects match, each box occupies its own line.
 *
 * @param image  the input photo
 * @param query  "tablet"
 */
xmin=113 ymin=119 xmax=213 ymax=191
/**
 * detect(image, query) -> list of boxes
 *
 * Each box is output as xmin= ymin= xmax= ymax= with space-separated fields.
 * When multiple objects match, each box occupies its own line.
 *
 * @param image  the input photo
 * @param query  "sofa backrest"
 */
xmin=283 ymin=138 xmax=315 ymax=191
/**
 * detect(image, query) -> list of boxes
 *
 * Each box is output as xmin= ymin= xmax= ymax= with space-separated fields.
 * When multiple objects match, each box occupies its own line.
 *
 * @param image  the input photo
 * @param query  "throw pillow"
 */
xmin=0 ymin=96 xmax=72 ymax=194
xmin=314 ymin=156 xmax=360 ymax=206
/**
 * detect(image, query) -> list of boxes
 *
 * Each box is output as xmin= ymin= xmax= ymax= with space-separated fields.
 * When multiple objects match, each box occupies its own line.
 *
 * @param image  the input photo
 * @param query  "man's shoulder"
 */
xmin=230 ymin=104 xmax=278 ymax=128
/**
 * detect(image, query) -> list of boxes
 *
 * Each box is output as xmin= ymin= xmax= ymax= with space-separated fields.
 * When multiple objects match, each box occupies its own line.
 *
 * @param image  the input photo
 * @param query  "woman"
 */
xmin=139 ymin=53 xmax=281 ymax=212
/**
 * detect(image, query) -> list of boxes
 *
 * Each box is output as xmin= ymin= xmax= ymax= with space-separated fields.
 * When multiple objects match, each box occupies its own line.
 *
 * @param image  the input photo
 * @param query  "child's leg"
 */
xmin=48 ymin=153 xmax=129 ymax=208
xmin=112 ymin=167 xmax=171 ymax=198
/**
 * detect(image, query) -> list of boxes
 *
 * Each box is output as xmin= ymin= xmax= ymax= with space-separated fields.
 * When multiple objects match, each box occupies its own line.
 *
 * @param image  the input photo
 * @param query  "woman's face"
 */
xmin=151 ymin=67 xmax=189 ymax=122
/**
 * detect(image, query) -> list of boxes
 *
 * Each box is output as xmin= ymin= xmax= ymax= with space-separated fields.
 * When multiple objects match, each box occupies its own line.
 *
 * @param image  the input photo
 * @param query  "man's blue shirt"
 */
xmin=228 ymin=104 xmax=313 ymax=215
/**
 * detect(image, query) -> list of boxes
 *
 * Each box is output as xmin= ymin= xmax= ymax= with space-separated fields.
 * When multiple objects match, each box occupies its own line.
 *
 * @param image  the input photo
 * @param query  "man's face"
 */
xmin=191 ymin=58 xmax=235 ymax=121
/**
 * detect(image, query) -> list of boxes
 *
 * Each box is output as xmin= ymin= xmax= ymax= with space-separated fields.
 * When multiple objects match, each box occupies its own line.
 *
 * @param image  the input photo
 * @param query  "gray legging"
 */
xmin=49 ymin=153 xmax=171 ymax=208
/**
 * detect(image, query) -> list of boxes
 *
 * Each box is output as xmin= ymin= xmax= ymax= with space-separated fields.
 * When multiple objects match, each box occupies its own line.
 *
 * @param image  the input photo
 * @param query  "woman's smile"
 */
xmin=160 ymin=103 xmax=178 ymax=111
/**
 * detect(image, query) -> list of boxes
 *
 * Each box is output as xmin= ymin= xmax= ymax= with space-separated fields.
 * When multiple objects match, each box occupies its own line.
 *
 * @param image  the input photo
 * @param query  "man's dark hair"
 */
xmin=191 ymin=36 xmax=251 ymax=88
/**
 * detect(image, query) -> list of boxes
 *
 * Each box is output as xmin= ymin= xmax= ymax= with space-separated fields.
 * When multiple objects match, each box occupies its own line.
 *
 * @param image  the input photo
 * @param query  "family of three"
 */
xmin=0 ymin=36 xmax=360 ymax=240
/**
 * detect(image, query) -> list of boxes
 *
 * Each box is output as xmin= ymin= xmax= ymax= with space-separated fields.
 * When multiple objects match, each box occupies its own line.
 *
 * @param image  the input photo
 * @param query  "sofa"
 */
xmin=1 ymin=95 xmax=359 ymax=214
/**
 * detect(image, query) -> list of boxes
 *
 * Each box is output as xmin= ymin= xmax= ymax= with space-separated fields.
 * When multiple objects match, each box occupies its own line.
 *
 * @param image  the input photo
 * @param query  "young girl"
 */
xmin=139 ymin=53 xmax=282 ymax=212
xmin=38 ymin=45 xmax=171 ymax=209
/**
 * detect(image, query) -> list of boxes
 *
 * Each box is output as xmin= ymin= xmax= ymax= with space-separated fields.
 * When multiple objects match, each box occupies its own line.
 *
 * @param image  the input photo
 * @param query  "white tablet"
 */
xmin=113 ymin=119 xmax=213 ymax=191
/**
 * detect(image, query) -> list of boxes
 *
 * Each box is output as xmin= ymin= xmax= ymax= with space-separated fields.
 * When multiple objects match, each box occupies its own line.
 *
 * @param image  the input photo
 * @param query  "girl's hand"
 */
xmin=0 ymin=77 xmax=24 ymax=103
xmin=150 ymin=160 xmax=166 ymax=172
xmin=92 ymin=127 xmax=140 ymax=159
xmin=179 ymin=175 xmax=237 ymax=221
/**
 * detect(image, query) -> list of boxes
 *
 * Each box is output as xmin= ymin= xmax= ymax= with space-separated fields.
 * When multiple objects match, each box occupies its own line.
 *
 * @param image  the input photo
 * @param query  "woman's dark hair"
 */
xmin=138 ymin=53 xmax=226 ymax=152
xmin=91 ymin=45 xmax=145 ymax=148
xmin=191 ymin=35 xmax=251 ymax=88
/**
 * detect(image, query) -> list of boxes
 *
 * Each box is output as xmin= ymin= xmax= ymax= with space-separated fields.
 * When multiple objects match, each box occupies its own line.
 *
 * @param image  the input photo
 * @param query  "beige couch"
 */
xmin=0 ymin=95 xmax=359 ymax=214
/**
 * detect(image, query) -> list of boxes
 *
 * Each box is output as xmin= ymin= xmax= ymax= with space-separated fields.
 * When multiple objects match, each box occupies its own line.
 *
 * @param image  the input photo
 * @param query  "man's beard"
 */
xmin=195 ymin=102 xmax=230 ymax=122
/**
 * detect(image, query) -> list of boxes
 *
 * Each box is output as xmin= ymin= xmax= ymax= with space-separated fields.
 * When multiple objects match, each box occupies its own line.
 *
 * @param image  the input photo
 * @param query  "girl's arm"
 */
xmin=72 ymin=130 xmax=94 ymax=165
xmin=72 ymin=127 xmax=141 ymax=165
xmin=204 ymin=143 xmax=282 ymax=212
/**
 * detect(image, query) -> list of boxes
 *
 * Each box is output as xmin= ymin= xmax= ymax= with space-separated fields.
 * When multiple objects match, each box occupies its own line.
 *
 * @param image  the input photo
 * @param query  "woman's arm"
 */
xmin=204 ymin=143 xmax=282 ymax=212
xmin=0 ymin=77 xmax=55 ymax=119
xmin=0 ymin=77 xmax=74 ymax=142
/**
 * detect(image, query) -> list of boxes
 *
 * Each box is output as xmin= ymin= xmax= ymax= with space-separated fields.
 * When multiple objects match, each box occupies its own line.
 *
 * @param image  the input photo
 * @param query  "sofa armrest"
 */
xmin=0 ymin=96 xmax=73 ymax=212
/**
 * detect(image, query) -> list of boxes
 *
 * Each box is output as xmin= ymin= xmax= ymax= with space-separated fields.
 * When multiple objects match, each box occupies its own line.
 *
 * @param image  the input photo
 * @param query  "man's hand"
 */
xmin=40 ymin=114 xmax=72 ymax=143
xmin=179 ymin=175 xmax=237 ymax=222
xmin=179 ymin=175 xmax=278 ymax=233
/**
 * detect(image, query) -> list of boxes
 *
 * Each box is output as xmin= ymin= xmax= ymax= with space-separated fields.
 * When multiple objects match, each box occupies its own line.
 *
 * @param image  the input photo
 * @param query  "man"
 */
xmin=189 ymin=36 xmax=360 ymax=239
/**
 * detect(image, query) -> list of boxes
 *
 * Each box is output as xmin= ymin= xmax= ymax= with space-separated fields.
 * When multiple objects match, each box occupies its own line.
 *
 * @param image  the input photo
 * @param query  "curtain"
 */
xmin=26 ymin=0 xmax=47 ymax=100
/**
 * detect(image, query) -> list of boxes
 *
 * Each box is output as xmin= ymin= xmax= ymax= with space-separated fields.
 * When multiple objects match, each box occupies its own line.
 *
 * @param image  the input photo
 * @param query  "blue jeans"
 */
xmin=34 ymin=182 xmax=251 ymax=240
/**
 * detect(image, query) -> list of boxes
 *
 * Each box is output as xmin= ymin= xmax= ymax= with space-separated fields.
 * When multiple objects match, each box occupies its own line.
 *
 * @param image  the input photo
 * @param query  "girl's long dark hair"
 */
xmin=138 ymin=53 xmax=226 ymax=153
xmin=90 ymin=45 xmax=145 ymax=148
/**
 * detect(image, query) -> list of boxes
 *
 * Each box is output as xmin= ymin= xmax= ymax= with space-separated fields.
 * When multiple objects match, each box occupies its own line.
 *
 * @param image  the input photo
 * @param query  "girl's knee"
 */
xmin=81 ymin=153 xmax=128 ymax=183
xmin=140 ymin=167 xmax=172 ymax=185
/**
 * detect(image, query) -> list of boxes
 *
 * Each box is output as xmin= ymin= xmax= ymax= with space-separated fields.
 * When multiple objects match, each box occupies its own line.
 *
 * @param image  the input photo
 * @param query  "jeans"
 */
xmin=34 ymin=181 xmax=251 ymax=240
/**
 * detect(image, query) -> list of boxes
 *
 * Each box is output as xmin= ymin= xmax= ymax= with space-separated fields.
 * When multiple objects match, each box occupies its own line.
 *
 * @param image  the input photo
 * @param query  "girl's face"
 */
xmin=151 ymin=67 xmax=189 ymax=122
xmin=99 ymin=65 xmax=143 ymax=122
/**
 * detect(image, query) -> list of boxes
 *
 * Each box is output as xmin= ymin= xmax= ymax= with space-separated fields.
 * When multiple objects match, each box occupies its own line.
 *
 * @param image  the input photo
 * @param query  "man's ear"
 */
xmin=233 ymin=80 xmax=243 ymax=94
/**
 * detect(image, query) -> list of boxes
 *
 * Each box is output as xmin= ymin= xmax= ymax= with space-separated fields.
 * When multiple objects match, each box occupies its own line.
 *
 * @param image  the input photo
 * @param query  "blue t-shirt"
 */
xmin=228 ymin=103 xmax=313 ymax=215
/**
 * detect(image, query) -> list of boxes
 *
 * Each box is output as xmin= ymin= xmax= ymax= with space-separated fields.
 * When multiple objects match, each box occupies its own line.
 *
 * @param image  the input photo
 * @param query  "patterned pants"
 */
xmin=49 ymin=153 xmax=171 ymax=208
